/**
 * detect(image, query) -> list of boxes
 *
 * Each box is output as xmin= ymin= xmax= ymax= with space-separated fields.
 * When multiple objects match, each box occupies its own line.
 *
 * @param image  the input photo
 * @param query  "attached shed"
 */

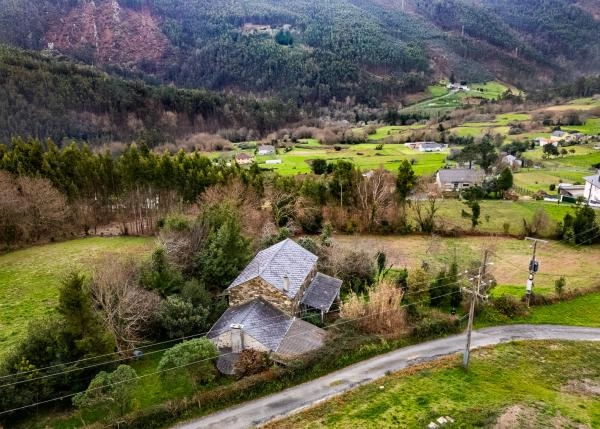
xmin=300 ymin=273 xmax=342 ymax=322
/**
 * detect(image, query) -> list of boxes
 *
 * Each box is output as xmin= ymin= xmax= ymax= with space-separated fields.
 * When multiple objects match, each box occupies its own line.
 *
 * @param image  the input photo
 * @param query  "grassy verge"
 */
xmin=263 ymin=340 xmax=600 ymax=429
xmin=511 ymin=293 xmax=600 ymax=327
xmin=0 ymin=236 xmax=154 ymax=356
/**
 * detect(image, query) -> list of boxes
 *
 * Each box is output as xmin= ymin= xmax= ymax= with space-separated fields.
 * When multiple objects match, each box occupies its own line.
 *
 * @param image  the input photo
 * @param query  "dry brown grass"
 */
xmin=332 ymin=235 xmax=600 ymax=294
xmin=341 ymin=280 xmax=408 ymax=336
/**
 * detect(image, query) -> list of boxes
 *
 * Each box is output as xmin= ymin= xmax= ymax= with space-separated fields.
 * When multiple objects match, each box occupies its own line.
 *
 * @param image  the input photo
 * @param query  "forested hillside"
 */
xmin=0 ymin=0 xmax=598 ymax=106
xmin=0 ymin=45 xmax=299 ymax=143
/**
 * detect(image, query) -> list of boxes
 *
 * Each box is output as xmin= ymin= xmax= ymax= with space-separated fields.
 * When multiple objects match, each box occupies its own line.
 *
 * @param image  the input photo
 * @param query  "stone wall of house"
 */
xmin=229 ymin=278 xmax=293 ymax=315
xmin=292 ymin=266 xmax=317 ymax=313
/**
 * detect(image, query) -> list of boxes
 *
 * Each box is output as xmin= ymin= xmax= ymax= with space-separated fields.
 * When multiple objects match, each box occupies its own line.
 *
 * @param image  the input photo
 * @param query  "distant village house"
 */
xmin=235 ymin=153 xmax=253 ymax=165
xmin=436 ymin=168 xmax=484 ymax=192
xmin=258 ymin=145 xmax=276 ymax=155
xmin=418 ymin=142 xmax=444 ymax=152
xmin=501 ymin=154 xmax=522 ymax=169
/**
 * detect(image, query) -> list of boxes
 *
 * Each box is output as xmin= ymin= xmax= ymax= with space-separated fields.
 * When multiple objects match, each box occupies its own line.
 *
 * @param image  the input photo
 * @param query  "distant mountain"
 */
xmin=0 ymin=0 xmax=599 ymax=105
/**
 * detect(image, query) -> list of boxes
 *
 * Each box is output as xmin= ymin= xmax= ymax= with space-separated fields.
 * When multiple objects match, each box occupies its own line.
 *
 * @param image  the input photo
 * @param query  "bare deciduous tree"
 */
xmin=16 ymin=176 xmax=70 ymax=242
xmin=355 ymin=168 xmax=394 ymax=232
xmin=91 ymin=258 xmax=161 ymax=354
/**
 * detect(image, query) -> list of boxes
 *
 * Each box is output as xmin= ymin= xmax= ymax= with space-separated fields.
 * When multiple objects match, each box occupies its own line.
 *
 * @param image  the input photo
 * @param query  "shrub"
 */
xmin=297 ymin=236 xmax=318 ymax=254
xmin=233 ymin=349 xmax=272 ymax=377
xmin=491 ymin=295 xmax=527 ymax=318
xmin=334 ymin=249 xmax=376 ymax=294
xmin=411 ymin=310 xmax=460 ymax=340
xmin=157 ymin=296 xmax=209 ymax=339
xmin=157 ymin=339 xmax=219 ymax=390
xmin=341 ymin=280 xmax=407 ymax=336
xmin=73 ymin=365 xmax=138 ymax=418
xmin=555 ymin=276 xmax=566 ymax=297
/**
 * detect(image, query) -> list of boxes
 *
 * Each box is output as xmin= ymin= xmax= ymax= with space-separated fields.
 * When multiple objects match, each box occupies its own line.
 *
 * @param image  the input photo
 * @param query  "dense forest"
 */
xmin=0 ymin=0 xmax=598 ymax=106
xmin=0 ymin=45 xmax=299 ymax=143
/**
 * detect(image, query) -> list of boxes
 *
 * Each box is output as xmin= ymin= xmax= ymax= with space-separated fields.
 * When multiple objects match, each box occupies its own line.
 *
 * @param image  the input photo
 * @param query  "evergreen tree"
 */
xmin=396 ymin=159 xmax=417 ymax=202
xmin=57 ymin=272 xmax=115 ymax=358
xmin=497 ymin=167 xmax=513 ymax=196
xmin=195 ymin=210 xmax=252 ymax=291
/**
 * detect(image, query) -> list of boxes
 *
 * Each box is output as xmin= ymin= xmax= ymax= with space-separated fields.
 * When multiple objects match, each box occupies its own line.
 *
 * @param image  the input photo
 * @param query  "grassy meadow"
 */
xmin=264 ymin=341 xmax=600 ymax=429
xmin=250 ymin=142 xmax=448 ymax=175
xmin=0 ymin=237 xmax=154 ymax=356
xmin=333 ymin=232 xmax=600 ymax=297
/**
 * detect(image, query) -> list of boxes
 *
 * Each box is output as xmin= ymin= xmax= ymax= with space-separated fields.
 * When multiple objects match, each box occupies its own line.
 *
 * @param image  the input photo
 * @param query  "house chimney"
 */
xmin=282 ymin=275 xmax=289 ymax=292
xmin=230 ymin=324 xmax=244 ymax=353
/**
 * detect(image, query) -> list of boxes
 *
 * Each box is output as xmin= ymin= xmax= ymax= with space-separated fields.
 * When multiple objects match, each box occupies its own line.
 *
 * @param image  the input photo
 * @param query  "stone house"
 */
xmin=207 ymin=239 xmax=342 ymax=373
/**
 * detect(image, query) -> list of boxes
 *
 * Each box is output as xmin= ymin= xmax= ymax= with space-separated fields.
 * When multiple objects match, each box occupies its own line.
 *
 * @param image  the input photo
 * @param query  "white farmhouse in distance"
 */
xmin=584 ymin=172 xmax=600 ymax=203
xmin=258 ymin=145 xmax=276 ymax=155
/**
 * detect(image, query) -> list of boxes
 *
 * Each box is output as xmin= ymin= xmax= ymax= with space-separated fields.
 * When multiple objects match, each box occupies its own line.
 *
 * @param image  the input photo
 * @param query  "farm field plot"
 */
xmin=541 ymin=97 xmax=600 ymax=111
xmin=568 ymin=118 xmax=600 ymax=136
xmin=365 ymin=124 xmax=427 ymax=141
xmin=513 ymin=170 xmax=589 ymax=192
xmin=512 ymin=293 xmax=600 ymax=327
xmin=433 ymin=199 xmax=575 ymax=234
xmin=333 ymin=231 xmax=600 ymax=296
xmin=254 ymin=143 xmax=448 ymax=176
xmin=265 ymin=341 xmax=600 ymax=429
xmin=0 ymin=237 xmax=154 ymax=356
xmin=402 ymin=81 xmax=512 ymax=114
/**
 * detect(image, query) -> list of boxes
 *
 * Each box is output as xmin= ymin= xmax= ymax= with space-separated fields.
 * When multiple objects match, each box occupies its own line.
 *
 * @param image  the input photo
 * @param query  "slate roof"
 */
xmin=208 ymin=299 xmax=326 ymax=360
xmin=207 ymin=299 xmax=291 ymax=351
xmin=235 ymin=153 xmax=251 ymax=160
xmin=437 ymin=169 xmax=484 ymax=184
xmin=552 ymin=130 xmax=567 ymax=137
xmin=300 ymin=272 xmax=342 ymax=312
xmin=227 ymin=239 xmax=318 ymax=299
xmin=276 ymin=318 xmax=327 ymax=357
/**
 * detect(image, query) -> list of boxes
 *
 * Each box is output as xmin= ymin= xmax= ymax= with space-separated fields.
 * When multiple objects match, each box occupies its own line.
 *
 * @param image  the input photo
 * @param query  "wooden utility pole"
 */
xmin=463 ymin=249 xmax=490 ymax=369
xmin=524 ymin=237 xmax=548 ymax=307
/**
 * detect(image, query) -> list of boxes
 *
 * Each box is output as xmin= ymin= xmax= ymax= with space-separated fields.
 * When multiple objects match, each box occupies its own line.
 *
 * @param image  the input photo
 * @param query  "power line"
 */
xmin=1 ymin=273 xmax=469 ymax=388
xmin=0 ymin=288 xmax=467 ymax=416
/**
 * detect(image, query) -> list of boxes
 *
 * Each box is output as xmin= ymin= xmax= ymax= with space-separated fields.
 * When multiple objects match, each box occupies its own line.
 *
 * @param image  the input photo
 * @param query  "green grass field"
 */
xmin=568 ymin=118 xmax=600 ymax=136
xmin=0 ymin=237 xmax=154 ymax=356
xmin=402 ymin=81 xmax=512 ymax=115
xmin=254 ymin=143 xmax=448 ymax=175
xmin=365 ymin=124 xmax=427 ymax=141
xmin=434 ymin=199 xmax=574 ymax=234
xmin=513 ymin=293 xmax=600 ymax=327
xmin=266 ymin=341 xmax=600 ymax=429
